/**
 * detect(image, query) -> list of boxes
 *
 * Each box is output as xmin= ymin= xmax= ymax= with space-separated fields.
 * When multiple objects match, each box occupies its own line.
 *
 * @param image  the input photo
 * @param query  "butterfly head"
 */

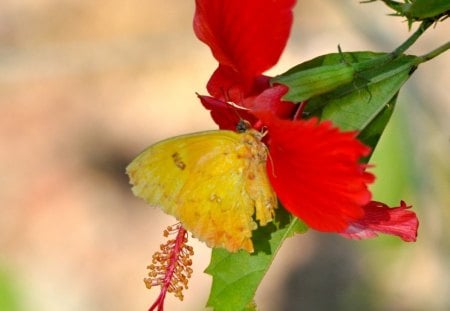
xmin=236 ymin=119 xmax=252 ymax=133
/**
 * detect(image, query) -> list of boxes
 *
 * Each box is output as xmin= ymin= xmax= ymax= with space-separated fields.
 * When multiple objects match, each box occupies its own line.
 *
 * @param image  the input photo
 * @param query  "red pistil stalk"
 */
xmin=144 ymin=224 xmax=194 ymax=311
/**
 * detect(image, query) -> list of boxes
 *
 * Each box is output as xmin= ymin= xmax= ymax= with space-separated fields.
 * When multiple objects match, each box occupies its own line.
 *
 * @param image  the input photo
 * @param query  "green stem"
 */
xmin=416 ymin=41 xmax=450 ymax=64
xmin=390 ymin=19 xmax=434 ymax=58
xmin=353 ymin=20 xmax=433 ymax=72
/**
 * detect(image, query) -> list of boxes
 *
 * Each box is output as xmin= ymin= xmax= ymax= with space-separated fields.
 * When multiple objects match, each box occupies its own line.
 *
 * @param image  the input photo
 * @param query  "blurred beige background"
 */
xmin=0 ymin=1 xmax=449 ymax=310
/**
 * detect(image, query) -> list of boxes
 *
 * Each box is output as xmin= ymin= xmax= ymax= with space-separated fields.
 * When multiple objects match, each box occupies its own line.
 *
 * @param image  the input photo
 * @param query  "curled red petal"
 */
xmin=340 ymin=201 xmax=419 ymax=242
xmin=257 ymin=112 xmax=374 ymax=232
xmin=206 ymin=65 xmax=251 ymax=101
xmin=197 ymin=94 xmax=258 ymax=130
xmin=194 ymin=0 xmax=295 ymax=97
xmin=198 ymin=85 xmax=296 ymax=130
xmin=206 ymin=69 xmax=273 ymax=102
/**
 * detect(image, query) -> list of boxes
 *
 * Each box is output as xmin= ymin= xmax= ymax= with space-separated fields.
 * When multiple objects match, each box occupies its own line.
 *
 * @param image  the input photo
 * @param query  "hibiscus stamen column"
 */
xmin=144 ymin=224 xmax=194 ymax=311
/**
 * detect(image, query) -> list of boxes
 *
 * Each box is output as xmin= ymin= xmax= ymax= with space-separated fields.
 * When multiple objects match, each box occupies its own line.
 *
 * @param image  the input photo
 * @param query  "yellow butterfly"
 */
xmin=126 ymin=127 xmax=277 ymax=252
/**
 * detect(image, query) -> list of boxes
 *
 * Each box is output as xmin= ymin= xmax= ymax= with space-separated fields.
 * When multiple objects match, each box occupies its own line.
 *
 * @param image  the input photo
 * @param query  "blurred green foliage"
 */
xmin=0 ymin=267 xmax=22 ymax=311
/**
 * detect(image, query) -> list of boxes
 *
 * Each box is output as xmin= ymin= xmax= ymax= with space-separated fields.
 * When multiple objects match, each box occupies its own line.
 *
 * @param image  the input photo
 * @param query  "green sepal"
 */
xmin=409 ymin=0 xmax=450 ymax=19
xmin=271 ymin=50 xmax=410 ymax=103
xmin=271 ymin=62 xmax=355 ymax=102
xmin=374 ymin=0 xmax=450 ymax=26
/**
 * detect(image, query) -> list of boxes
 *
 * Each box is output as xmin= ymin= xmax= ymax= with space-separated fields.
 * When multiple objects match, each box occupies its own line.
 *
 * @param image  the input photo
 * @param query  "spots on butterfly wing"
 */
xmin=209 ymin=193 xmax=222 ymax=203
xmin=247 ymin=172 xmax=256 ymax=180
xmin=171 ymin=152 xmax=186 ymax=170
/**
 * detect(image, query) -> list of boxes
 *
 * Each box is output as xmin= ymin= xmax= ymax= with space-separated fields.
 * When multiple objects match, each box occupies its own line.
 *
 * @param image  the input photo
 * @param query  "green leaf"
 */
xmin=357 ymin=94 xmax=397 ymax=161
xmin=205 ymin=208 xmax=307 ymax=311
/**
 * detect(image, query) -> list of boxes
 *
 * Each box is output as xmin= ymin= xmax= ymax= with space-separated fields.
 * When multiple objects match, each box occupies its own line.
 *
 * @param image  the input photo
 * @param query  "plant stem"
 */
xmin=390 ymin=20 xmax=434 ymax=58
xmin=354 ymin=20 xmax=433 ymax=72
xmin=417 ymin=41 xmax=450 ymax=64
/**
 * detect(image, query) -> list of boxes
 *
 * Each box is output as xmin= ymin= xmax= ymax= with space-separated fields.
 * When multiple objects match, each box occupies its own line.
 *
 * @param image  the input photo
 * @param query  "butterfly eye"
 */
xmin=236 ymin=119 xmax=251 ymax=133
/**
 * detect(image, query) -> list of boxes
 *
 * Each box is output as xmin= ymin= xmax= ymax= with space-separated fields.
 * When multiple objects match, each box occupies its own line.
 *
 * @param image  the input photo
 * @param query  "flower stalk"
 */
xmin=417 ymin=40 xmax=450 ymax=63
xmin=390 ymin=19 xmax=433 ymax=57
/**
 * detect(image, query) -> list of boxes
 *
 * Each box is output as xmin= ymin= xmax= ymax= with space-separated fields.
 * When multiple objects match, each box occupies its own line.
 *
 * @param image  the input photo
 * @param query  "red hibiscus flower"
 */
xmin=194 ymin=0 xmax=296 ymax=130
xmin=194 ymin=0 xmax=418 ymax=241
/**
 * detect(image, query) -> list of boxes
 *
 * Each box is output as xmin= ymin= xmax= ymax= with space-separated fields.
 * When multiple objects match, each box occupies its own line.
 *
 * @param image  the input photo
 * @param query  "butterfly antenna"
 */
xmin=223 ymin=89 xmax=254 ymax=132
xmin=219 ymin=86 xmax=252 ymax=130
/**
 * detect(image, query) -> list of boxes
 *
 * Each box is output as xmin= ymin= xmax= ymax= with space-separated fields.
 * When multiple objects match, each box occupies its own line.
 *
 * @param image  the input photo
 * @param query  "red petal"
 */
xmin=244 ymin=84 xmax=296 ymax=119
xmin=257 ymin=112 xmax=374 ymax=232
xmin=341 ymin=201 xmax=419 ymax=242
xmin=194 ymin=0 xmax=295 ymax=97
xmin=197 ymin=94 xmax=258 ymax=130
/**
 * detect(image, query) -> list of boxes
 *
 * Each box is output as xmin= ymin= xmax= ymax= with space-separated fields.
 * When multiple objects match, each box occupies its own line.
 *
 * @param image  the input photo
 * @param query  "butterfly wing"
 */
xmin=126 ymin=130 xmax=276 ymax=252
